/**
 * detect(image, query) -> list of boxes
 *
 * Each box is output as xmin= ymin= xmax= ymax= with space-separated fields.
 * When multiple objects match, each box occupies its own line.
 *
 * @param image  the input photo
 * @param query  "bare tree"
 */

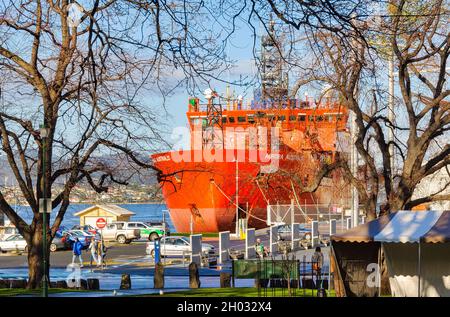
xmin=275 ymin=0 xmax=450 ymax=219
xmin=213 ymin=0 xmax=449 ymax=219
xmin=0 ymin=0 xmax=230 ymax=288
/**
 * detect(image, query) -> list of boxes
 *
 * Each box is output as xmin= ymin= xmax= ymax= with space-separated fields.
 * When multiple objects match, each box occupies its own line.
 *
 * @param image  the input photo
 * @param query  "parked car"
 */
xmin=127 ymin=221 xmax=166 ymax=241
xmin=71 ymin=224 xmax=98 ymax=236
xmin=101 ymin=222 xmax=141 ymax=244
xmin=277 ymin=224 xmax=312 ymax=241
xmin=146 ymin=236 xmax=216 ymax=261
xmin=0 ymin=227 xmax=19 ymax=241
xmin=50 ymin=231 xmax=72 ymax=252
xmin=0 ymin=234 xmax=27 ymax=253
xmin=67 ymin=230 xmax=94 ymax=249
xmin=145 ymin=221 xmax=171 ymax=236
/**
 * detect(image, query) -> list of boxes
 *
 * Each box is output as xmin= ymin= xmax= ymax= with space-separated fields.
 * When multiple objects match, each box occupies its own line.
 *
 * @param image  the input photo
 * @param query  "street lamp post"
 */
xmin=39 ymin=124 xmax=50 ymax=298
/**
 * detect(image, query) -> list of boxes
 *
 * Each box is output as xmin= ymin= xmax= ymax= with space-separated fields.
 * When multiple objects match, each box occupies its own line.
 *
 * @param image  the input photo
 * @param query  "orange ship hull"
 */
xmin=153 ymin=149 xmax=323 ymax=232
xmin=152 ymin=96 xmax=350 ymax=233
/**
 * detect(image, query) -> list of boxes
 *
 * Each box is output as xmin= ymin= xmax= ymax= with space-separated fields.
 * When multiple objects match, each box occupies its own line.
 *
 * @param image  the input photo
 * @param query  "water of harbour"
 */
xmin=9 ymin=203 xmax=175 ymax=232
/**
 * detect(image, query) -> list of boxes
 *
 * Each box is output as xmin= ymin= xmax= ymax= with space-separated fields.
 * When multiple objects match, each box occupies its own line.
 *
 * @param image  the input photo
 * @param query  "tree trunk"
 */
xmin=364 ymin=197 xmax=377 ymax=221
xmin=26 ymin=226 xmax=50 ymax=289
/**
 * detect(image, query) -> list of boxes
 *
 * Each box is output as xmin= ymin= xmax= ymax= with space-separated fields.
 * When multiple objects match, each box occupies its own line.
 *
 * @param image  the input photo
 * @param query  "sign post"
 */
xmin=96 ymin=218 xmax=107 ymax=269
xmin=154 ymin=238 xmax=161 ymax=264
xmin=39 ymin=197 xmax=52 ymax=298
xmin=96 ymin=218 xmax=107 ymax=229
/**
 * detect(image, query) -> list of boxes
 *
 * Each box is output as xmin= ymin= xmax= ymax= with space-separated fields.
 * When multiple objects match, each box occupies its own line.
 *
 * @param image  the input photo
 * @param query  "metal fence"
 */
xmin=232 ymin=258 xmax=331 ymax=297
xmin=267 ymin=202 xmax=366 ymax=233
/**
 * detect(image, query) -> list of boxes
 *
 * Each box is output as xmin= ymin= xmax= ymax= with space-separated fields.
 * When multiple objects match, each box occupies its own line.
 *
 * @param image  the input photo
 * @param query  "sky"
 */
xmin=152 ymin=18 xmax=262 ymax=150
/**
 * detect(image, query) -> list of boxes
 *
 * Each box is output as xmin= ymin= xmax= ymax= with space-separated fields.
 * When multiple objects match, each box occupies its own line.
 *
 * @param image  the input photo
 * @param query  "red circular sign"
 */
xmin=96 ymin=218 xmax=107 ymax=229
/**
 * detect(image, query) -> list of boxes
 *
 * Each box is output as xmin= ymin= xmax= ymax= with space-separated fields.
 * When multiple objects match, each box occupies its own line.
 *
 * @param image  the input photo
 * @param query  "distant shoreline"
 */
xmin=11 ymin=201 xmax=166 ymax=207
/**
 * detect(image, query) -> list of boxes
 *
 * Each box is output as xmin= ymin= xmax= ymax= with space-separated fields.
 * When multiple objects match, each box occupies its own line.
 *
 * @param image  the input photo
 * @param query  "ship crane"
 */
xmin=202 ymin=88 xmax=224 ymax=149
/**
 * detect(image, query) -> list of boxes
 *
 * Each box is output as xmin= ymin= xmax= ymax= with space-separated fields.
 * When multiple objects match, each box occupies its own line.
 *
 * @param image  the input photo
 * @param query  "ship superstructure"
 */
xmin=152 ymin=21 xmax=350 ymax=233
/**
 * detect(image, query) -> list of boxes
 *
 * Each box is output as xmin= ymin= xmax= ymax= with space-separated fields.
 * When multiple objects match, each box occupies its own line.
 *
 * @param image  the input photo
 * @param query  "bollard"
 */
xmin=8 ymin=279 xmax=27 ymax=289
xmin=120 ymin=274 xmax=131 ymax=290
xmin=245 ymin=228 xmax=256 ymax=259
xmin=329 ymin=219 xmax=337 ymax=236
xmin=189 ymin=262 xmax=201 ymax=288
xmin=220 ymin=272 xmax=232 ymax=288
xmin=292 ymin=223 xmax=300 ymax=251
xmin=311 ymin=221 xmax=319 ymax=248
xmin=219 ymin=231 xmax=230 ymax=264
xmin=154 ymin=262 xmax=165 ymax=289
xmin=74 ymin=279 xmax=88 ymax=290
xmin=0 ymin=279 xmax=8 ymax=288
xmin=346 ymin=217 xmax=352 ymax=230
xmin=269 ymin=226 xmax=278 ymax=255
xmin=56 ymin=280 xmax=68 ymax=289
xmin=87 ymin=278 xmax=100 ymax=290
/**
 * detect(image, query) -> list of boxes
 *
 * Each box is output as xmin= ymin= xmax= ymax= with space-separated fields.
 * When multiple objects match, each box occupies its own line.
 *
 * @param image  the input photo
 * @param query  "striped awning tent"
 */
xmin=331 ymin=210 xmax=450 ymax=297
xmin=332 ymin=210 xmax=450 ymax=243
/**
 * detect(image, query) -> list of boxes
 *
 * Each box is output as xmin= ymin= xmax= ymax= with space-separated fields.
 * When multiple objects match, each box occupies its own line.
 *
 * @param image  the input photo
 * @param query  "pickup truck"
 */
xmin=127 ymin=221 xmax=167 ymax=241
xmin=101 ymin=222 xmax=141 ymax=244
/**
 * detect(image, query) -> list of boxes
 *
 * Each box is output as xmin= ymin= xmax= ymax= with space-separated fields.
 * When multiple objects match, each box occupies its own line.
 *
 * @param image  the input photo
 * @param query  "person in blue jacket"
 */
xmin=71 ymin=238 xmax=84 ymax=268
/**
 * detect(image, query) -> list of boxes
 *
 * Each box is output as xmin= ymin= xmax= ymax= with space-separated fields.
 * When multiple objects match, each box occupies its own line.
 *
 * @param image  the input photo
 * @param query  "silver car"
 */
xmin=0 ymin=234 xmax=27 ymax=253
xmin=146 ymin=236 xmax=215 ymax=259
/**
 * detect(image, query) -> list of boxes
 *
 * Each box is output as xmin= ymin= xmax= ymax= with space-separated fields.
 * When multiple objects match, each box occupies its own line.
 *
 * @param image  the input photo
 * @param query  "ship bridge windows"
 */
xmin=289 ymin=115 xmax=296 ymax=122
xmin=324 ymin=115 xmax=333 ymax=122
xmin=337 ymin=114 xmax=343 ymax=121
xmin=267 ymin=114 xmax=275 ymax=122
xmin=278 ymin=115 xmax=286 ymax=121
xmin=237 ymin=116 xmax=246 ymax=123
xmin=298 ymin=115 xmax=306 ymax=122
xmin=247 ymin=115 xmax=255 ymax=124
xmin=222 ymin=117 xmax=228 ymax=124
xmin=308 ymin=115 xmax=314 ymax=122
xmin=315 ymin=115 xmax=324 ymax=122
xmin=228 ymin=117 xmax=235 ymax=123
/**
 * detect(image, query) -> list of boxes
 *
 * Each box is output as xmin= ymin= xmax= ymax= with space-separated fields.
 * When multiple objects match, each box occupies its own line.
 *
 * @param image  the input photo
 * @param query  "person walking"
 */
xmin=255 ymin=238 xmax=267 ymax=259
xmin=72 ymin=238 xmax=84 ymax=268
xmin=311 ymin=246 xmax=324 ymax=288
xmin=88 ymin=238 xmax=98 ymax=267
xmin=97 ymin=235 xmax=107 ymax=268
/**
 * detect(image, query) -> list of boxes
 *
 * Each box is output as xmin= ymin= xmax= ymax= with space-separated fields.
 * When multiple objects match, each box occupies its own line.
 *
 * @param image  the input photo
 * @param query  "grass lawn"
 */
xmin=0 ymin=288 xmax=90 ymax=297
xmin=144 ymin=287 xmax=336 ymax=297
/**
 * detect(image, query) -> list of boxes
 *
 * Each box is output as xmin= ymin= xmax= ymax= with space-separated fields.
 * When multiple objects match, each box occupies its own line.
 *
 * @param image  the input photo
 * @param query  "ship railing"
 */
xmin=188 ymin=97 xmax=341 ymax=113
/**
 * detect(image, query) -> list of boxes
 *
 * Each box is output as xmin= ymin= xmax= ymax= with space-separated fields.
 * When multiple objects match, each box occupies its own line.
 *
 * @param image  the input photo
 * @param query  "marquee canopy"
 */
xmin=332 ymin=210 xmax=450 ymax=243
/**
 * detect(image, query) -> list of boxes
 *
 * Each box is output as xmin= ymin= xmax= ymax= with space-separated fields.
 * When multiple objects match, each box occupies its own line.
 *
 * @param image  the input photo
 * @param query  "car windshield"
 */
xmin=162 ymin=238 xmax=175 ymax=244
xmin=6 ymin=235 xmax=21 ymax=241
xmin=279 ymin=225 xmax=291 ymax=231
xmin=180 ymin=237 xmax=190 ymax=244
xmin=146 ymin=222 xmax=166 ymax=228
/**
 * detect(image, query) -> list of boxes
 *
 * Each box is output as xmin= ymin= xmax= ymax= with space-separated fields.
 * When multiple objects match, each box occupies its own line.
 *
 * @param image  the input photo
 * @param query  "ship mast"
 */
xmin=260 ymin=18 xmax=288 ymax=102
